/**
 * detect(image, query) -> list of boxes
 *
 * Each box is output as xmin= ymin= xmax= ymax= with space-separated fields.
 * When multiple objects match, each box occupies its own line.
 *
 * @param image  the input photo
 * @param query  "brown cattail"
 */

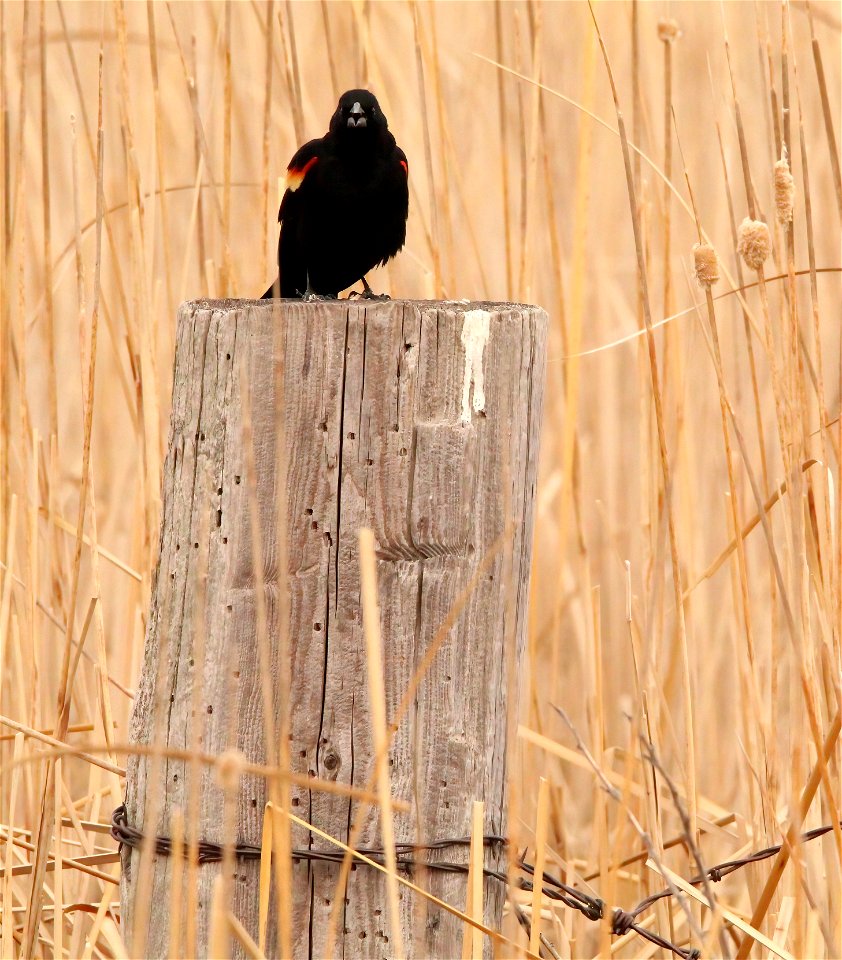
xmin=694 ymin=243 xmax=719 ymax=287
xmin=657 ymin=18 xmax=680 ymax=42
xmin=214 ymin=748 xmax=246 ymax=791
xmin=774 ymin=146 xmax=794 ymax=224
xmin=737 ymin=218 xmax=771 ymax=270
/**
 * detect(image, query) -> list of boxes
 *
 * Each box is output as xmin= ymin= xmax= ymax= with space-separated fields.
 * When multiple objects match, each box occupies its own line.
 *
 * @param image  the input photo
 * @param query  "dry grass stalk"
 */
xmin=358 ymin=528 xmax=405 ymax=958
xmin=528 ymin=777 xmax=550 ymax=956
xmin=587 ymin=0 xmax=698 ymax=850
xmin=411 ymin=1 xmax=442 ymax=297
xmin=260 ymin=0 xmax=275 ymax=280
xmin=495 ymin=0 xmax=514 ymax=298
xmin=462 ymin=800 xmax=485 ymax=960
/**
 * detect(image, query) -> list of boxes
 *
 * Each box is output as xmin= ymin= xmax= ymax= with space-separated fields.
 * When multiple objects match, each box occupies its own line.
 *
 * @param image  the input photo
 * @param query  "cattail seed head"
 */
xmin=215 ymin=749 xmax=246 ymax=791
xmin=658 ymin=18 xmax=680 ymax=42
xmin=737 ymin=218 xmax=771 ymax=270
xmin=694 ymin=243 xmax=719 ymax=287
xmin=774 ymin=147 xmax=794 ymax=224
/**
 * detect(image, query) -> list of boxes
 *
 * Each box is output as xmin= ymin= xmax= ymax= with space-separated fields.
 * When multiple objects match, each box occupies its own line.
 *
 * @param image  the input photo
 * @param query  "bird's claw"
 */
xmin=348 ymin=289 xmax=390 ymax=301
xmin=349 ymin=279 xmax=391 ymax=300
xmin=302 ymin=290 xmax=337 ymax=302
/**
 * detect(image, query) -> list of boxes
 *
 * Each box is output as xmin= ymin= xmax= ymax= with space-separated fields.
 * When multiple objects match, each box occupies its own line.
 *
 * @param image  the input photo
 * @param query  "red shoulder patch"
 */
xmin=286 ymin=156 xmax=318 ymax=192
xmin=400 ymin=159 xmax=408 ymax=175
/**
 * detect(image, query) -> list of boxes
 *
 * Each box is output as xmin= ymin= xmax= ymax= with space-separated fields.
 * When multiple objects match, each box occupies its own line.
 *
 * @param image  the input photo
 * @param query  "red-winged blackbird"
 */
xmin=262 ymin=89 xmax=409 ymax=300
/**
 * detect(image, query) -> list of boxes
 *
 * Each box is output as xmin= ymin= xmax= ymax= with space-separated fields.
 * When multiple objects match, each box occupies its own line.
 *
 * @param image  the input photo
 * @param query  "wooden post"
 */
xmin=121 ymin=298 xmax=547 ymax=958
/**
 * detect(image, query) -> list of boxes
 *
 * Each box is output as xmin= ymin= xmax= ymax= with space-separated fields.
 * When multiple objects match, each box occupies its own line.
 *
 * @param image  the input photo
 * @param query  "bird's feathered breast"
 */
xmin=279 ymin=132 xmax=407 ymax=226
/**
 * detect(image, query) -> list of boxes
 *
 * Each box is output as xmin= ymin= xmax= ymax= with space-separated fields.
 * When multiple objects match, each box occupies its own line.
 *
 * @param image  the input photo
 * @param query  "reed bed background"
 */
xmin=1 ymin=0 xmax=841 ymax=956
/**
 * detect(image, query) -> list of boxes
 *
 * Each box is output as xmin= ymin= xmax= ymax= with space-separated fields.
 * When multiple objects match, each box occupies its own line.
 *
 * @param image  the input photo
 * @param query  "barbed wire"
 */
xmin=113 ymin=804 xmax=842 ymax=958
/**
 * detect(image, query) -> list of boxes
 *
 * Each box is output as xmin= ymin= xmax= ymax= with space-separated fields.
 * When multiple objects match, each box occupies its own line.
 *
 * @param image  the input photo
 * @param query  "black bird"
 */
xmin=262 ymin=89 xmax=409 ymax=299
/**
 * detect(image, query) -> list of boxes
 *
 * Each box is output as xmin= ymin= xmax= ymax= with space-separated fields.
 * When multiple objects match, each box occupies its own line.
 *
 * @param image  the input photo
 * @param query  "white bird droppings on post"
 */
xmin=460 ymin=310 xmax=491 ymax=423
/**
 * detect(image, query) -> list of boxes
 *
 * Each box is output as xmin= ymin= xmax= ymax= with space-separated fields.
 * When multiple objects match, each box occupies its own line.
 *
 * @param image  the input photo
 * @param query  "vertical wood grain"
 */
xmin=122 ymin=298 xmax=547 ymax=958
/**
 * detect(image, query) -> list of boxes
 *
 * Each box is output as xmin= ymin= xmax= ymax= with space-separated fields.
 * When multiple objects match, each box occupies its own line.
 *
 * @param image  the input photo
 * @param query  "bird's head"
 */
xmin=330 ymin=89 xmax=388 ymax=140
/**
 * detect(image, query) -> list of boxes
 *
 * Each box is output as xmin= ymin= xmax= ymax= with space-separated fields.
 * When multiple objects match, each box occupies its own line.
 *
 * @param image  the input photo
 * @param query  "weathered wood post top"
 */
xmin=123 ymin=298 xmax=548 ymax=958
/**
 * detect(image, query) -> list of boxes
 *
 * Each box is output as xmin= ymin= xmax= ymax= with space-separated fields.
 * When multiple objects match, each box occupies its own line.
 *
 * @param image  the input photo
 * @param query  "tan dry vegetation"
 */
xmin=1 ymin=0 xmax=841 ymax=957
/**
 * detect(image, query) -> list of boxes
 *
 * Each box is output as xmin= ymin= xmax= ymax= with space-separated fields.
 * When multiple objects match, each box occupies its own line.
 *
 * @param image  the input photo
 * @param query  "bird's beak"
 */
xmin=347 ymin=101 xmax=367 ymax=129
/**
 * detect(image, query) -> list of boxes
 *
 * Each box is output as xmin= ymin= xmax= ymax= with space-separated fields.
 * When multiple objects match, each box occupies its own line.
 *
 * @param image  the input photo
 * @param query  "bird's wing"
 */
xmin=279 ymin=139 xmax=324 ymax=222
